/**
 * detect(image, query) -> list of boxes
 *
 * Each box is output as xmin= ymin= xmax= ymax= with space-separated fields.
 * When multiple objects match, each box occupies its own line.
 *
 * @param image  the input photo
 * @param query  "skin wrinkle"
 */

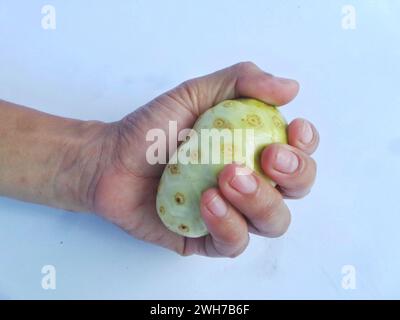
xmin=115 ymin=120 xmax=155 ymax=180
xmin=124 ymin=213 xmax=146 ymax=237
xmin=82 ymin=125 xmax=118 ymax=212
xmin=165 ymin=86 xmax=198 ymax=119
xmin=84 ymin=143 xmax=106 ymax=212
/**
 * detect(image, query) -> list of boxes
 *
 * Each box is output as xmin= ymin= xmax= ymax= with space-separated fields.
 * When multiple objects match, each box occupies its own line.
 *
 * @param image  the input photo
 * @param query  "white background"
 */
xmin=0 ymin=0 xmax=399 ymax=299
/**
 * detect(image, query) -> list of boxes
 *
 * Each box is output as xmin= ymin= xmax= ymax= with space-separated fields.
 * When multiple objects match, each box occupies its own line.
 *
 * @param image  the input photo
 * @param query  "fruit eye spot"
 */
xmin=273 ymin=115 xmax=283 ymax=128
xmin=178 ymin=224 xmax=189 ymax=232
xmin=190 ymin=150 xmax=199 ymax=161
xmin=159 ymin=206 xmax=166 ymax=215
xmin=221 ymin=144 xmax=233 ymax=156
xmin=175 ymin=192 xmax=185 ymax=204
xmin=213 ymin=118 xmax=231 ymax=129
xmin=223 ymin=101 xmax=234 ymax=108
xmin=168 ymin=164 xmax=180 ymax=175
xmin=246 ymin=114 xmax=262 ymax=127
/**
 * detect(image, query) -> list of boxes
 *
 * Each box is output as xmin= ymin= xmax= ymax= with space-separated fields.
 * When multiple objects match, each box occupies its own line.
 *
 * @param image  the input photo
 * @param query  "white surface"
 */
xmin=1 ymin=0 xmax=400 ymax=299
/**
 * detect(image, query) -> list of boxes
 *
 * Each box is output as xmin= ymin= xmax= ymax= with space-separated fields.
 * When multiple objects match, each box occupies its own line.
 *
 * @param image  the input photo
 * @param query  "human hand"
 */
xmin=88 ymin=62 xmax=319 ymax=257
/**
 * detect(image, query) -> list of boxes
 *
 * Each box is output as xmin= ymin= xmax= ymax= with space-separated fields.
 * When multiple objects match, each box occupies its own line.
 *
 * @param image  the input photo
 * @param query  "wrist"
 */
xmin=53 ymin=119 xmax=117 ymax=212
xmin=0 ymin=99 xmax=119 ymax=213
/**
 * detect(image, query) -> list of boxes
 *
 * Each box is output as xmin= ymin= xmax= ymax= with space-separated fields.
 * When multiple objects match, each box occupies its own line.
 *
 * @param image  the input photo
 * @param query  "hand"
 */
xmin=90 ymin=62 xmax=319 ymax=257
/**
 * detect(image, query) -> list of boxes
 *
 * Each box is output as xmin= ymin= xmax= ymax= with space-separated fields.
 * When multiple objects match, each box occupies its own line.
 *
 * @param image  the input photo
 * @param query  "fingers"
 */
xmin=184 ymin=188 xmax=249 ymax=258
xmin=217 ymin=164 xmax=291 ymax=237
xmin=178 ymin=61 xmax=299 ymax=114
xmin=261 ymin=144 xmax=317 ymax=199
xmin=287 ymin=118 xmax=320 ymax=155
xmin=184 ymin=161 xmax=294 ymax=257
xmin=183 ymin=119 xmax=319 ymax=257
xmin=259 ymin=118 xmax=318 ymax=199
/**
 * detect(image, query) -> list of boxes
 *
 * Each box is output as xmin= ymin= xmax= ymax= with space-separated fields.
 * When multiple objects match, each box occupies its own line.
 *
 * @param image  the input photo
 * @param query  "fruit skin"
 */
xmin=156 ymin=98 xmax=288 ymax=238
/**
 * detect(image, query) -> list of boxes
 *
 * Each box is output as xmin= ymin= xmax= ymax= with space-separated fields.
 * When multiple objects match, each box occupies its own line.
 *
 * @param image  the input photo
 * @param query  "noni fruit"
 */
xmin=156 ymin=98 xmax=287 ymax=238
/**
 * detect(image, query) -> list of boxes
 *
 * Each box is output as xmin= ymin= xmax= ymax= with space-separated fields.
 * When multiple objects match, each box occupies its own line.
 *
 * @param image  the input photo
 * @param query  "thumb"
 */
xmin=174 ymin=61 xmax=300 ymax=115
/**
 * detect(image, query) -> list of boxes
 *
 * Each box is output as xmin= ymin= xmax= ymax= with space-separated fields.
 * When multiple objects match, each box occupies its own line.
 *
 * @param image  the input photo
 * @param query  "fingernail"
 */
xmin=274 ymin=148 xmax=299 ymax=174
xmin=301 ymin=120 xmax=313 ymax=144
xmin=230 ymin=174 xmax=258 ymax=194
xmin=207 ymin=194 xmax=228 ymax=218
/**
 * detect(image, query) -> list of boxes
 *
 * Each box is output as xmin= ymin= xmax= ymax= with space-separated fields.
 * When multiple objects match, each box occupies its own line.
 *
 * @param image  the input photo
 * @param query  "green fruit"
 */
xmin=156 ymin=98 xmax=287 ymax=238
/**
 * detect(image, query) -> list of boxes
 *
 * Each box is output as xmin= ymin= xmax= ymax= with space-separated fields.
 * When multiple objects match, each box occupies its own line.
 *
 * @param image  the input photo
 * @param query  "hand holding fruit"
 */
xmin=92 ymin=62 xmax=319 ymax=257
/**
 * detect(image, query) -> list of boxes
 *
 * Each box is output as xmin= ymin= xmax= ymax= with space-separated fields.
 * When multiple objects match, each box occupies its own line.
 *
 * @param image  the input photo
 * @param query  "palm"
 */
xmin=93 ymin=88 xmax=198 ymax=253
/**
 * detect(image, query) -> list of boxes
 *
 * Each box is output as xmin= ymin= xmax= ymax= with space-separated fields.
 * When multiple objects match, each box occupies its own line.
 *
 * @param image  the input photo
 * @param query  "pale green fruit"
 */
xmin=156 ymin=98 xmax=287 ymax=238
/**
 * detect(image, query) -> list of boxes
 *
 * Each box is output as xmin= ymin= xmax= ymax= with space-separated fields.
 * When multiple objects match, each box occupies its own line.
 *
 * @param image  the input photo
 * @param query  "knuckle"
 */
xmin=258 ymin=189 xmax=282 ymax=220
xmin=309 ymin=159 xmax=317 ymax=183
xmin=227 ymin=237 xmax=249 ymax=258
xmin=179 ymin=79 xmax=198 ymax=100
xmin=222 ymin=229 xmax=244 ymax=247
xmin=227 ymin=250 xmax=243 ymax=258
xmin=179 ymin=78 xmax=209 ymax=113
xmin=180 ymin=78 xmax=197 ymax=91
xmin=166 ymin=79 xmax=201 ymax=114
xmin=179 ymin=249 xmax=194 ymax=257
xmin=290 ymin=188 xmax=311 ymax=199
xmin=296 ymin=178 xmax=312 ymax=193
xmin=249 ymin=191 xmax=290 ymax=236
xmin=234 ymin=61 xmax=258 ymax=73
xmin=310 ymin=156 xmax=317 ymax=172
xmin=301 ymin=156 xmax=317 ymax=185
xmin=260 ymin=210 xmax=291 ymax=238
xmin=277 ymin=213 xmax=291 ymax=236
xmin=268 ymin=219 xmax=290 ymax=238
xmin=179 ymin=238 xmax=194 ymax=257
